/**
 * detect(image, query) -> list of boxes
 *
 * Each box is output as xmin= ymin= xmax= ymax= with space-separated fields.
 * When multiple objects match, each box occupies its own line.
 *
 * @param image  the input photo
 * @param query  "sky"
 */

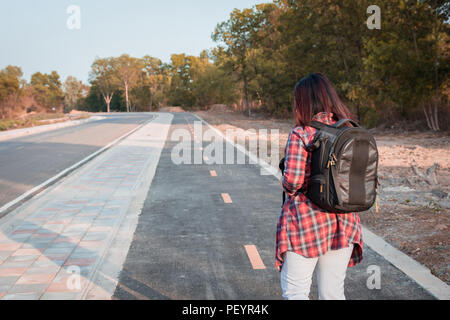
xmin=0 ymin=0 xmax=267 ymax=83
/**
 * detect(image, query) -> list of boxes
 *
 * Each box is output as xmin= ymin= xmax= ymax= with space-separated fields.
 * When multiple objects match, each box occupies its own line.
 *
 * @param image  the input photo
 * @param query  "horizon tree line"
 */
xmin=0 ymin=0 xmax=448 ymax=131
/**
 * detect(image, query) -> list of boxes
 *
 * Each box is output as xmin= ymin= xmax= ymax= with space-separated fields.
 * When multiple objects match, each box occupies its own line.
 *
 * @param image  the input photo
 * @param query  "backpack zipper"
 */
xmin=327 ymin=153 xmax=337 ymax=168
xmin=326 ymin=154 xmax=337 ymax=206
xmin=319 ymin=137 xmax=328 ymax=169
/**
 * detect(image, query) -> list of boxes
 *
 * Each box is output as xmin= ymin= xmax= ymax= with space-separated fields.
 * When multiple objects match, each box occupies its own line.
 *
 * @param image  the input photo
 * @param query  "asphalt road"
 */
xmin=0 ymin=113 xmax=154 ymax=208
xmin=113 ymin=113 xmax=434 ymax=300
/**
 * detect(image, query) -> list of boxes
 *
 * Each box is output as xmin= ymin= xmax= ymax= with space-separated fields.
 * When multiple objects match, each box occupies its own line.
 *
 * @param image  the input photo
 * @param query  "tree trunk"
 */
xmin=405 ymin=9 xmax=420 ymax=59
xmin=423 ymin=105 xmax=432 ymax=130
xmin=355 ymin=103 xmax=361 ymax=123
xmin=149 ymin=92 xmax=153 ymax=112
xmin=433 ymin=5 xmax=440 ymax=132
xmin=103 ymin=92 xmax=113 ymax=113
xmin=433 ymin=99 xmax=440 ymax=131
xmin=124 ymin=82 xmax=129 ymax=112
xmin=243 ymin=74 xmax=250 ymax=117
xmin=339 ymin=38 xmax=351 ymax=78
xmin=424 ymin=103 xmax=440 ymax=132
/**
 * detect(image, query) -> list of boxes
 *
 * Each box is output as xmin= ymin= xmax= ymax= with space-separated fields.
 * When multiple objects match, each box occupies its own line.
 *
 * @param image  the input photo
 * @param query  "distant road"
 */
xmin=0 ymin=113 xmax=154 ymax=208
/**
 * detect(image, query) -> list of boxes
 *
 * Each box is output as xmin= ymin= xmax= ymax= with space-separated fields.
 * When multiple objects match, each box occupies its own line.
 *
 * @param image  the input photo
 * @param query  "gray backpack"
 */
xmin=281 ymin=119 xmax=380 ymax=213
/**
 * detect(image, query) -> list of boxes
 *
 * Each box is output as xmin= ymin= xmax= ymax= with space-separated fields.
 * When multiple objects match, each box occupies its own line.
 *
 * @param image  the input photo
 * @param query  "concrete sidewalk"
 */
xmin=0 ymin=113 xmax=173 ymax=300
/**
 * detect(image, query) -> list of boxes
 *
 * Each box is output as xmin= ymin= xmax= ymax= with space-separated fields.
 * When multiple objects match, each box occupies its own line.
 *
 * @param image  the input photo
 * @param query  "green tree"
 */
xmin=0 ymin=66 xmax=24 ymax=118
xmin=89 ymin=57 xmax=119 ymax=113
xmin=213 ymin=6 xmax=270 ymax=116
xmin=30 ymin=71 xmax=64 ymax=112
xmin=363 ymin=0 xmax=449 ymax=130
xmin=112 ymin=54 xmax=144 ymax=112
xmin=80 ymin=84 xmax=125 ymax=113
xmin=142 ymin=55 xmax=169 ymax=110
xmin=210 ymin=0 xmax=449 ymax=130
xmin=192 ymin=52 xmax=237 ymax=109
xmin=167 ymin=53 xmax=196 ymax=108
xmin=63 ymin=76 xmax=85 ymax=112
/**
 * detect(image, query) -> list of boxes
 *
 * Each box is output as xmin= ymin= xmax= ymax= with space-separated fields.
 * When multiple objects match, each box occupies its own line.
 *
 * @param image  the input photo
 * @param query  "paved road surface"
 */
xmin=0 ymin=114 xmax=154 ymax=207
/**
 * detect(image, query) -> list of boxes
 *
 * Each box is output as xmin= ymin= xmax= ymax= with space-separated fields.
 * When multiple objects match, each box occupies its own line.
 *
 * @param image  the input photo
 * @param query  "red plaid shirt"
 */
xmin=276 ymin=112 xmax=363 ymax=271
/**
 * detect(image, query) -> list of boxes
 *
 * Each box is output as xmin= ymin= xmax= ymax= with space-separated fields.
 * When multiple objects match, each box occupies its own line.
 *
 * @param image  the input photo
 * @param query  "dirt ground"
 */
xmin=193 ymin=107 xmax=449 ymax=284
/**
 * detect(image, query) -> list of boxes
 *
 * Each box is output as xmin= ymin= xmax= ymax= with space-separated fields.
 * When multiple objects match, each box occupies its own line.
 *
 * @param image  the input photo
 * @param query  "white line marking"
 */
xmin=362 ymin=226 xmax=450 ymax=300
xmin=192 ymin=114 xmax=280 ymax=178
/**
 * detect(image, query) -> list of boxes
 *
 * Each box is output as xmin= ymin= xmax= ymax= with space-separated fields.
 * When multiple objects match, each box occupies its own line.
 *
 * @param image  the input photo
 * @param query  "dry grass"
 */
xmin=0 ymin=113 xmax=91 ymax=131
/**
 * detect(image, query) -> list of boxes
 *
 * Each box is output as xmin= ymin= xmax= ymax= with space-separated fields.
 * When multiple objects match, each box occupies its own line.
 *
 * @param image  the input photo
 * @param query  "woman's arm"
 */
xmin=281 ymin=130 xmax=308 ymax=196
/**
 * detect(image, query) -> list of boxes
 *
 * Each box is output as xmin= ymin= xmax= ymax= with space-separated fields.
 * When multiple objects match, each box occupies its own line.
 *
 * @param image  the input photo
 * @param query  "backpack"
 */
xmin=280 ymin=119 xmax=379 ymax=213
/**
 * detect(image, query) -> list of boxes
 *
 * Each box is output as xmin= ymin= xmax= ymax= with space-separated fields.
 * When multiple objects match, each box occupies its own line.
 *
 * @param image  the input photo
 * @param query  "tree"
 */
xmin=213 ymin=7 xmax=269 ymax=116
xmin=363 ymin=0 xmax=449 ymax=130
xmin=63 ymin=76 xmax=84 ymax=112
xmin=30 ymin=71 xmax=64 ymax=112
xmin=0 ymin=66 xmax=24 ymax=118
xmin=429 ymin=0 xmax=450 ymax=131
xmin=80 ymin=84 xmax=125 ymax=113
xmin=167 ymin=53 xmax=196 ymax=108
xmin=89 ymin=58 xmax=119 ymax=113
xmin=112 ymin=54 xmax=143 ymax=112
xmin=209 ymin=0 xmax=449 ymax=130
xmin=142 ymin=55 xmax=171 ymax=110
xmin=191 ymin=52 xmax=237 ymax=109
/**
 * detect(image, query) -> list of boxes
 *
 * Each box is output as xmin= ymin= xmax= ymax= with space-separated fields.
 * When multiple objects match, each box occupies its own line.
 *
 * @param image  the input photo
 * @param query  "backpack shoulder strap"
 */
xmin=308 ymin=121 xmax=328 ymax=130
xmin=332 ymin=119 xmax=360 ymax=128
xmin=305 ymin=121 xmax=329 ymax=152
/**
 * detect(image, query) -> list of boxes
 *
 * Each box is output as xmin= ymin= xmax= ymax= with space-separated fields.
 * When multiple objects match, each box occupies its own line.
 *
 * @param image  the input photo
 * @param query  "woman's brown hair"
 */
xmin=294 ymin=73 xmax=355 ymax=127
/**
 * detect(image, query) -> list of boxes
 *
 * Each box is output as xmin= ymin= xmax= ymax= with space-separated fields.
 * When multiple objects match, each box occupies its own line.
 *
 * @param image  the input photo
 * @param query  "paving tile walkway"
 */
xmin=0 ymin=113 xmax=173 ymax=300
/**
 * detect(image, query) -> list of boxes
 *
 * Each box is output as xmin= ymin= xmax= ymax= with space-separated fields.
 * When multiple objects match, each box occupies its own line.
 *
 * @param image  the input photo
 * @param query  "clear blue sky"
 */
xmin=0 ymin=0 xmax=267 ymax=83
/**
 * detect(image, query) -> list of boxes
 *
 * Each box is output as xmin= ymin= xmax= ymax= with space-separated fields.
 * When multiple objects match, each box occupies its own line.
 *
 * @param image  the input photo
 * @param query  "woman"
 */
xmin=276 ymin=73 xmax=363 ymax=300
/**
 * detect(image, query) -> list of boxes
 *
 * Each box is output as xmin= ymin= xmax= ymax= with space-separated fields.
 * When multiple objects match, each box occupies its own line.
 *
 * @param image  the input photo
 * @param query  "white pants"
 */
xmin=280 ymin=245 xmax=354 ymax=300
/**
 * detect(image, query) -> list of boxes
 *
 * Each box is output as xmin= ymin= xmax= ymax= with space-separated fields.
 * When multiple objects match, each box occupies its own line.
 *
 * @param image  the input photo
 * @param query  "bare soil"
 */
xmin=193 ymin=107 xmax=450 ymax=284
